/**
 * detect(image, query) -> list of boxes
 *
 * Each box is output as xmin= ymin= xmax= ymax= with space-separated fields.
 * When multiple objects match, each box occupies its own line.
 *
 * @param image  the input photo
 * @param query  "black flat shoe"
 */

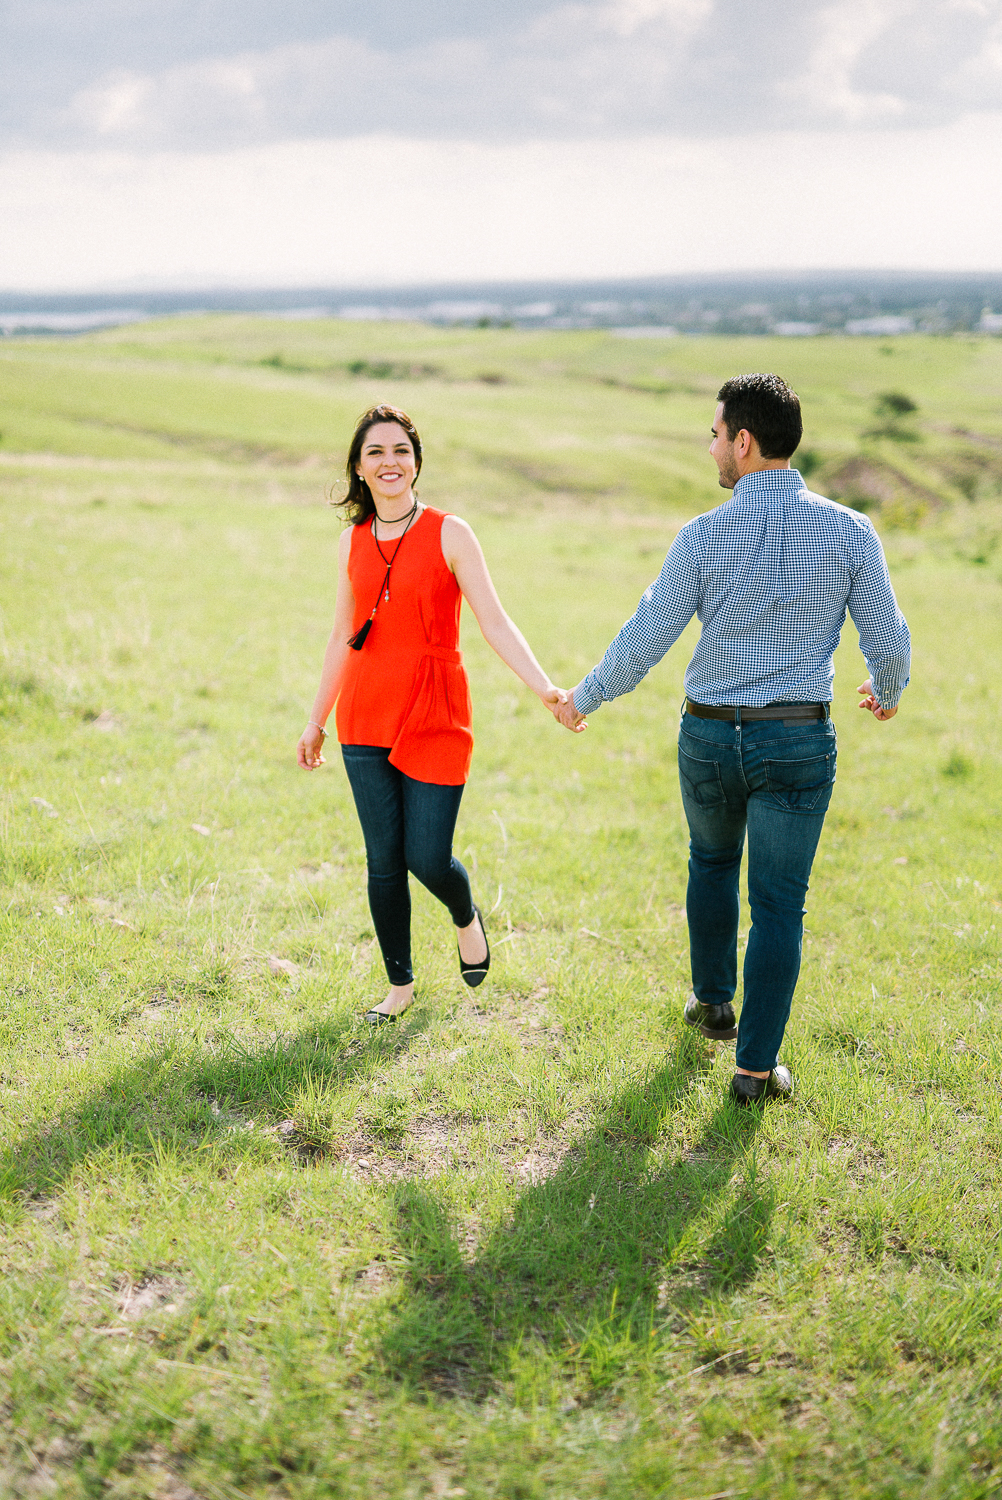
xmin=729 ymin=1065 xmax=793 ymax=1105
xmin=364 ymin=1001 xmax=413 ymax=1026
xmin=458 ymin=905 xmax=490 ymax=988
xmin=683 ymin=991 xmax=737 ymax=1041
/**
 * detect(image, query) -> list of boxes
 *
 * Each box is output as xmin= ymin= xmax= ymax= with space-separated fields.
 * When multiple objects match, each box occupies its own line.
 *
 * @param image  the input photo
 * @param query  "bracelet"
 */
xmin=308 ymin=721 xmax=328 ymax=738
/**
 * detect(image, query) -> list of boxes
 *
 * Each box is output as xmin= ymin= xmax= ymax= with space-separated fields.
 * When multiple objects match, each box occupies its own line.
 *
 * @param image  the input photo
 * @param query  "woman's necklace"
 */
xmin=347 ymin=498 xmax=420 ymax=650
xmin=371 ymin=500 xmax=419 ymax=602
xmin=372 ymin=499 xmax=418 ymax=530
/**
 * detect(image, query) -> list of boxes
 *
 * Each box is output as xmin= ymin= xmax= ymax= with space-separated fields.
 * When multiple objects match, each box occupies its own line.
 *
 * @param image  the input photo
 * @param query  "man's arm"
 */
xmin=570 ymin=530 xmax=702 ymax=715
xmin=846 ymin=522 xmax=911 ymax=714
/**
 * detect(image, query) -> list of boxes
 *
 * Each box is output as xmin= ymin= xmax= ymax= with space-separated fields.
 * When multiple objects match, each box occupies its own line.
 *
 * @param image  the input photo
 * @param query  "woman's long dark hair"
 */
xmin=335 ymin=404 xmax=423 ymax=525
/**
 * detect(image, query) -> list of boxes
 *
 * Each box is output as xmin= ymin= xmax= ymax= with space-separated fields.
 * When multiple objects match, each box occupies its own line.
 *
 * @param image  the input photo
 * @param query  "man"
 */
xmin=557 ymin=373 xmax=910 ymax=1104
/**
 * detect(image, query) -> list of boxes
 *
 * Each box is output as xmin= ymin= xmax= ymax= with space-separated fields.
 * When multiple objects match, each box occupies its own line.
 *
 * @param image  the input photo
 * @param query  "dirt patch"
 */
xmin=656 ymin=1261 xmax=714 ymax=1306
xmin=12 ymin=1440 xmax=211 ymax=1500
xmin=116 ymin=1273 xmax=187 ymax=1320
xmin=267 ymin=955 xmax=300 ymax=979
xmin=144 ymin=987 xmax=175 ymax=1008
xmin=139 ymin=987 xmax=180 ymax=1024
xmin=298 ymin=860 xmax=344 ymax=882
xmin=266 ymin=1117 xmax=331 ymax=1164
xmin=824 ymin=1138 xmax=886 ymax=1183
xmin=945 ymin=425 xmax=1002 ymax=450
xmin=823 ymin=456 xmax=942 ymax=519
xmin=932 ymin=450 xmax=1002 ymax=500
xmin=353 ymin=1259 xmax=397 ymax=1298
xmin=77 ymin=414 xmax=320 ymax=467
xmin=479 ymin=452 xmax=615 ymax=498
xmin=512 ymin=1140 xmax=572 ymax=1184
xmin=153 ymin=1478 xmax=203 ymax=1500
xmin=327 ymin=1132 xmax=415 ymax=1181
xmin=328 ymin=1116 xmax=476 ymax=1181
xmin=406 ymin=1116 xmax=477 ymax=1173
xmin=467 ymin=983 xmax=566 ymax=1058
xmin=25 ymin=1200 xmax=61 ymax=1223
xmin=324 ymin=1111 xmax=577 ymax=1197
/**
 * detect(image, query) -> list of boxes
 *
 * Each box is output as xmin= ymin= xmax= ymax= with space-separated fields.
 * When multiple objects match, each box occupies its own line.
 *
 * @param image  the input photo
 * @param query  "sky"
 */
xmin=2 ymin=0 xmax=1002 ymax=289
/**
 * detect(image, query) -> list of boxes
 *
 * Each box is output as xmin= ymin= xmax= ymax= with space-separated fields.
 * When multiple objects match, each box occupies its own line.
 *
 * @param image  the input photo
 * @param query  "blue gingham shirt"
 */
xmin=573 ymin=468 xmax=910 ymax=714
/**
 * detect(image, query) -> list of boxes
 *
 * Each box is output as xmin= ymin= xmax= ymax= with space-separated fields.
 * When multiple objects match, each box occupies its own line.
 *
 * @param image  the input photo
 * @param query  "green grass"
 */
xmin=0 ymin=317 xmax=1000 ymax=1498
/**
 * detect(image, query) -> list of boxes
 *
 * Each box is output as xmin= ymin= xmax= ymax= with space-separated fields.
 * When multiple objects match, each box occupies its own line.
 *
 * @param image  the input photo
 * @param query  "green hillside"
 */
xmin=0 ymin=318 xmax=1000 ymax=1499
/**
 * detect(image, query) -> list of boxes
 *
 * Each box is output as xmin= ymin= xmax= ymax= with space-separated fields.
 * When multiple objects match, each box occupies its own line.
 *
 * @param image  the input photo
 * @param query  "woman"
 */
xmin=297 ymin=404 xmax=564 ymax=1023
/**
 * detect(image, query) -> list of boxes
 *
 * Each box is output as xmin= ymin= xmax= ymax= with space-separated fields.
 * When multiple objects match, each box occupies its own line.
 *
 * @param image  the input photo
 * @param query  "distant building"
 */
xmin=979 ymin=311 xmax=1002 ymax=333
xmin=612 ymin=326 xmax=679 ymax=338
xmin=425 ymin=301 xmax=504 ymax=322
xmin=844 ymin=316 xmax=915 ymax=336
xmin=0 ymin=309 xmax=145 ymax=334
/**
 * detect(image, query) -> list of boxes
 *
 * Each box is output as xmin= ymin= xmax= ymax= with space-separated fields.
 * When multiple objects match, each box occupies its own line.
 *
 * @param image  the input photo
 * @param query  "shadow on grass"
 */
xmin=0 ymin=1010 xmax=431 ymax=1202
xmin=381 ymin=1030 xmax=769 ymax=1394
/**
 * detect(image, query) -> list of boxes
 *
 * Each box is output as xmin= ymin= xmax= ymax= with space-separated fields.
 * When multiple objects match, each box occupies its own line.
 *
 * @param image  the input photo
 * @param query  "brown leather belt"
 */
xmin=685 ymin=700 xmax=827 ymax=723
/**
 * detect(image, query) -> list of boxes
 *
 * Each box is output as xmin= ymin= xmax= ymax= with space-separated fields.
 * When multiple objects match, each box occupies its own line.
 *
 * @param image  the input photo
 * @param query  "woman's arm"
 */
xmin=441 ymin=515 xmax=563 ymax=711
xmin=297 ymin=528 xmax=355 ymax=769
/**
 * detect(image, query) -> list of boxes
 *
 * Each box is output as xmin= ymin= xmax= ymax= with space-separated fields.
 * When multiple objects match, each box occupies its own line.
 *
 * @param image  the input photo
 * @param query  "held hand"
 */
xmin=540 ymin=685 xmax=585 ymax=731
xmin=297 ymin=725 xmax=328 ymax=769
xmin=553 ymin=688 xmax=587 ymax=733
xmin=857 ymin=678 xmax=898 ymax=722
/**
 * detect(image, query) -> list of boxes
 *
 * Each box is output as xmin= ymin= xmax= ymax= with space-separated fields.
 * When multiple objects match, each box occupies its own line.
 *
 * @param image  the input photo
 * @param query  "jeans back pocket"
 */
xmin=763 ymin=750 xmax=836 ymax=813
xmin=678 ymin=748 xmax=727 ymax=809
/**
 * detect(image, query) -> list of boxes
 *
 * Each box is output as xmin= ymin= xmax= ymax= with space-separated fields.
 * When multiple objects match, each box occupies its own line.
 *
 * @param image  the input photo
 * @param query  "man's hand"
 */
xmin=857 ymin=678 xmax=898 ymax=721
xmin=552 ymin=689 xmax=587 ymax=733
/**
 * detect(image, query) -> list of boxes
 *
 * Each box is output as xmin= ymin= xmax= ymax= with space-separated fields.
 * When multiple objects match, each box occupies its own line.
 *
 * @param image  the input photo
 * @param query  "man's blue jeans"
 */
xmin=677 ymin=709 xmax=837 ymax=1072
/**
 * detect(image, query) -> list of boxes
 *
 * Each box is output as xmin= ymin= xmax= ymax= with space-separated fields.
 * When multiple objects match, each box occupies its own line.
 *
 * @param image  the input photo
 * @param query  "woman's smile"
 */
xmin=356 ymin=421 xmax=419 ymax=506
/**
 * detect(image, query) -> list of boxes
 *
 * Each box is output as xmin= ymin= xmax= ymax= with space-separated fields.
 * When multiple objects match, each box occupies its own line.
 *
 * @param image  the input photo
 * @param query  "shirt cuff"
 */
xmin=572 ymin=675 xmax=604 ymax=715
xmin=870 ymin=660 xmax=910 ymax=711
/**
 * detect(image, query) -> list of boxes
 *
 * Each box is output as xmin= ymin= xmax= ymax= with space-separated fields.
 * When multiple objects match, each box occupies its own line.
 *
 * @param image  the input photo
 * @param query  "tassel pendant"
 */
xmin=348 ymin=616 xmax=373 ymax=651
xmin=349 ymin=556 xmax=395 ymax=649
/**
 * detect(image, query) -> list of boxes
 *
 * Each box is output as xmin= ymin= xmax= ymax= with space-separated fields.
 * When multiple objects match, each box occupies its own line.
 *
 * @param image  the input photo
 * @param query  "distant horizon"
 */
xmin=5 ymin=269 xmax=1002 ymax=341
xmin=4 ymin=268 xmax=1002 ymax=305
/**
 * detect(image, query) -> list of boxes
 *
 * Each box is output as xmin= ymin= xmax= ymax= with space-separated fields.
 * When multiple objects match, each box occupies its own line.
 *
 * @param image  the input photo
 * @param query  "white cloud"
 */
xmin=2 ymin=114 xmax=1001 ymax=290
xmin=781 ymin=0 xmax=911 ymax=123
xmin=64 ymin=39 xmax=375 ymax=145
xmin=6 ymin=0 xmax=996 ymax=150
xmin=947 ymin=10 xmax=1002 ymax=92
xmin=547 ymin=0 xmax=713 ymax=43
xmin=72 ymin=73 xmax=154 ymax=135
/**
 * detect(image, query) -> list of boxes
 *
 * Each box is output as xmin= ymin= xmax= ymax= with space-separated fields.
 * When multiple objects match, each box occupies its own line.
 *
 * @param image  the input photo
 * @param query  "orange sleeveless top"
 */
xmin=335 ymin=507 xmax=474 ymax=785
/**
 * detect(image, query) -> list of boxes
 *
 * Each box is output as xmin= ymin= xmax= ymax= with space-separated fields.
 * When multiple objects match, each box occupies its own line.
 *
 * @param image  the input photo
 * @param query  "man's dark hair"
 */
xmin=717 ymin=373 xmax=803 ymax=459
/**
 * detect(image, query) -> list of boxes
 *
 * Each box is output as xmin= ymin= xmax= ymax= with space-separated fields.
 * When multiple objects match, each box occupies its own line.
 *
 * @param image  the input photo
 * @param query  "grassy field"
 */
xmin=0 ymin=317 xmax=1000 ymax=1499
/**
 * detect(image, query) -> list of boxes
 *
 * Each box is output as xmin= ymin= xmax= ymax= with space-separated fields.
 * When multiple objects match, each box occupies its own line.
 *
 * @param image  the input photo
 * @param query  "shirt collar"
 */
xmin=732 ymin=467 xmax=808 ymax=502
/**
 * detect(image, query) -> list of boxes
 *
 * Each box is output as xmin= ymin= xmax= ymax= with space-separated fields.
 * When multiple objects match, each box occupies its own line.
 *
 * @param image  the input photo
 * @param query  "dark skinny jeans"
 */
xmin=341 ymin=745 xmax=475 ymax=986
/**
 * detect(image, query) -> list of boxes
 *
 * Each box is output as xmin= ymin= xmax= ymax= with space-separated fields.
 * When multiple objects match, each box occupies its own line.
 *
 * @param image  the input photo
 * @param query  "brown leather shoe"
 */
xmin=729 ymin=1065 xmax=793 ymax=1104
